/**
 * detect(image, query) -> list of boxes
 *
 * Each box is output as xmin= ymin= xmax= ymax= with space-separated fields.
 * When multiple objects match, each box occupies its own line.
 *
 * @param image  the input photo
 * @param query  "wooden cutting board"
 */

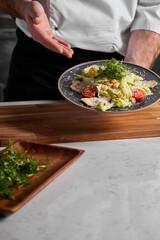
xmin=0 ymin=101 xmax=160 ymax=146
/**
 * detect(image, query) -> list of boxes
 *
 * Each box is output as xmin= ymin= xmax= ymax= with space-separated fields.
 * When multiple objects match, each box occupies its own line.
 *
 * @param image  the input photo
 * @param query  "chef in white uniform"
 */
xmin=0 ymin=0 xmax=160 ymax=101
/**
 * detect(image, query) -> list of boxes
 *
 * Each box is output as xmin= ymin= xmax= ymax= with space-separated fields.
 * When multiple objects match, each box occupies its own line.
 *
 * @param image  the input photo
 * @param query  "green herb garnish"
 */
xmin=95 ymin=58 xmax=129 ymax=80
xmin=0 ymin=140 xmax=49 ymax=200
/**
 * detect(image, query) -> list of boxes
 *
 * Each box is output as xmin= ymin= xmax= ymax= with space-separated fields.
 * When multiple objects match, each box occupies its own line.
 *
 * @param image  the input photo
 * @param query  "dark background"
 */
xmin=0 ymin=11 xmax=159 ymax=102
xmin=0 ymin=12 xmax=16 ymax=102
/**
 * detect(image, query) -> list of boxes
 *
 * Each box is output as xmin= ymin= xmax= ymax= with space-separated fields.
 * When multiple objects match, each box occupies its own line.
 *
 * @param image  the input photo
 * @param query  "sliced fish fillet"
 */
xmin=70 ymin=79 xmax=86 ymax=93
xmin=81 ymin=97 xmax=110 ymax=107
xmin=143 ymin=80 xmax=158 ymax=88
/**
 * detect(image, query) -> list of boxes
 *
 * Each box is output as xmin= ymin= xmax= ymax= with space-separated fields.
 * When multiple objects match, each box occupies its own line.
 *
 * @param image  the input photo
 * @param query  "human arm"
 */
xmin=124 ymin=0 xmax=160 ymax=69
xmin=124 ymin=30 xmax=160 ymax=69
xmin=0 ymin=0 xmax=73 ymax=58
xmin=0 ymin=0 xmax=30 ymax=18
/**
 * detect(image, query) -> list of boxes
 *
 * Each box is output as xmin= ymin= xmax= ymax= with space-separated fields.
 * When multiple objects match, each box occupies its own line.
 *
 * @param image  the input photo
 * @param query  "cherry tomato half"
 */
xmin=82 ymin=86 xmax=97 ymax=98
xmin=131 ymin=88 xmax=146 ymax=101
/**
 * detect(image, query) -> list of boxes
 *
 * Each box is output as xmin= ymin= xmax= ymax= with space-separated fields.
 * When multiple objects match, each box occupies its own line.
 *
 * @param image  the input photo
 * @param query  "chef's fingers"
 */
xmin=41 ymin=37 xmax=73 ymax=58
xmin=51 ymin=35 xmax=74 ymax=56
xmin=58 ymin=43 xmax=74 ymax=58
xmin=53 ymin=36 xmax=71 ymax=48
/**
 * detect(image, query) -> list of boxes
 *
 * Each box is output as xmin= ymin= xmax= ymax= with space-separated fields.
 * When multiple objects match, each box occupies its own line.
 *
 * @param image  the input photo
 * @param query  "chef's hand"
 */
xmin=24 ymin=1 xmax=73 ymax=58
xmin=124 ymin=30 xmax=160 ymax=69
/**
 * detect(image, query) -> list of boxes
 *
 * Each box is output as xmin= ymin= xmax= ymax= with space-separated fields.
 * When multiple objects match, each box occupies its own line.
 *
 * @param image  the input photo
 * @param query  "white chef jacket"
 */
xmin=16 ymin=0 xmax=160 ymax=56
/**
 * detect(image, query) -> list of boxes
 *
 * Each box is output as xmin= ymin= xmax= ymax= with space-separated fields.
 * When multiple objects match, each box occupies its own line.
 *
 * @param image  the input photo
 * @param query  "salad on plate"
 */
xmin=70 ymin=58 xmax=157 ymax=111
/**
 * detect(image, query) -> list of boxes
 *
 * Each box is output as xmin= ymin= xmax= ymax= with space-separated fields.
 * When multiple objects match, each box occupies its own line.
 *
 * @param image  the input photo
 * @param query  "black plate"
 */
xmin=58 ymin=60 xmax=160 ymax=113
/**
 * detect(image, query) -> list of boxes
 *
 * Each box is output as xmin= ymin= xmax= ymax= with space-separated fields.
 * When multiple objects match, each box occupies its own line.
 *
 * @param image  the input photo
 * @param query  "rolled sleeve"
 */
xmin=130 ymin=0 xmax=160 ymax=34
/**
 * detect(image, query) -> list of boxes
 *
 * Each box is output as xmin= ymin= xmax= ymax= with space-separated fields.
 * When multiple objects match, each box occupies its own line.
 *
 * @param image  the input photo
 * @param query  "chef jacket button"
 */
xmin=54 ymin=27 xmax=58 ymax=31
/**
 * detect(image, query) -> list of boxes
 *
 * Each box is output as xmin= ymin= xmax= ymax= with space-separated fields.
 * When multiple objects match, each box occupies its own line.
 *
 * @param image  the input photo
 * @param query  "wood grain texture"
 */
xmin=0 ymin=141 xmax=84 ymax=216
xmin=0 ymin=101 xmax=160 ymax=146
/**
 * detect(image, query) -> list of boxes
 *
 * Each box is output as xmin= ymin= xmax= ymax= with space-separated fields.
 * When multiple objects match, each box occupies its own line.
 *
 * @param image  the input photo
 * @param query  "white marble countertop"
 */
xmin=0 ymin=137 xmax=160 ymax=240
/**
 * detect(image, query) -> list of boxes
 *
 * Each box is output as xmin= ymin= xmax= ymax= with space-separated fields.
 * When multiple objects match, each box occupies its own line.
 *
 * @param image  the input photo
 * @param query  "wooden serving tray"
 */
xmin=0 ymin=101 xmax=160 ymax=146
xmin=0 ymin=141 xmax=84 ymax=216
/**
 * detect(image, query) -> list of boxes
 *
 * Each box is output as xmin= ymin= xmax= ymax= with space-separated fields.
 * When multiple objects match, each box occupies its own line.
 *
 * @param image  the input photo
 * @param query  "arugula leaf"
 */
xmin=95 ymin=58 xmax=129 ymax=80
xmin=0 ymin=140 xmax=50 ymax=200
